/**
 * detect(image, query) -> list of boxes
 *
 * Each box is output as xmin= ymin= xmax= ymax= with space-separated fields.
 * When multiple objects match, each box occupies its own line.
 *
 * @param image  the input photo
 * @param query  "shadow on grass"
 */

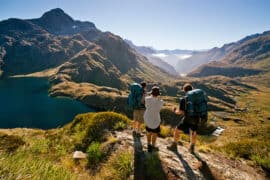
xmin=132 ymin=133 xmax=145 ymax=180
xmin=144 ymin=151 xmax=167 ymax=180
xmin=132 ymin=133 xmax=167 ymax=180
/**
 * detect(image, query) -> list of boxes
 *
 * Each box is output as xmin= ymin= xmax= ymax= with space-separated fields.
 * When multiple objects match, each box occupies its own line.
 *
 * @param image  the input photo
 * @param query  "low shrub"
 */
xmin=87 ymin=142 xmax=105 ymax=168
xmin=109 ymin=151 xmax=133 ymax=179
xmin=113 ymin=121 xmax=127 ymax=130
xmin=67 ymin=112 xmax=130 ymax=150
xmin=93 ymin=150 xmax=133 ymax=179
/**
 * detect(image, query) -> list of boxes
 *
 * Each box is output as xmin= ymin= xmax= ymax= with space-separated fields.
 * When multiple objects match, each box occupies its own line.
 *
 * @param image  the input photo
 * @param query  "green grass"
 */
xmin=221 ymin=139 xmax=270 ymax=169
xmin=67 ymin=112 xmax=130 ymax=150
xmin=87 ymin=141 xmax=106 ymax=168
xmin=0 ymin=152 xmax=77 ymax=180
xmin=113 ymin=120 xmax=128 ymax=130
xmin=94 ymin=150 xmax=133 ymax=180
xmin=207 ymin=88 xmax=270 ymax=171
xmin=108 ymin=151 xmax=133 ymax=179
xmin=0 ymin=112 xmax=131 ymax=180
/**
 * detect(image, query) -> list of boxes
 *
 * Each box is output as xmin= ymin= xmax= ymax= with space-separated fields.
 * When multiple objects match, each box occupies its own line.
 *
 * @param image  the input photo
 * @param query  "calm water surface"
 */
xmin=0 ymin=77 xmax=93 ymax=129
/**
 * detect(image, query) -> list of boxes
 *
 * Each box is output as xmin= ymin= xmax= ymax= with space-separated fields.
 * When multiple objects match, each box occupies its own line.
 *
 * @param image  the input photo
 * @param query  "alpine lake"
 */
xmin=0 ymin=77 xmax=93 ymax=129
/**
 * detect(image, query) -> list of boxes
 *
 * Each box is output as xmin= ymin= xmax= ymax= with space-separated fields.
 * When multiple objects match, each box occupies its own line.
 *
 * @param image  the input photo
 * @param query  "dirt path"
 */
xmin=114 ymin=130 xmax=266 ymax=180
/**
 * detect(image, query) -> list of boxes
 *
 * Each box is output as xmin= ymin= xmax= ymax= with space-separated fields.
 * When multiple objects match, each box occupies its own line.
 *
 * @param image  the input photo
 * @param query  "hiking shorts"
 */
xmin=177 ymin=117 xmax=199 ymax=132
xmin=146 ymin=125 xmax=160 ymax=133
xmin=133 ymin=109 xmax=145 ymax=123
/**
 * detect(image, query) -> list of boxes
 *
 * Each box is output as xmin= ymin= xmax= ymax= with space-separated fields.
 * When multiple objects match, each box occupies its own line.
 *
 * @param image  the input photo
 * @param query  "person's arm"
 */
xmin=173 ymin=107 xmax=184 ymax=115
xmin=173 ymin=97 xmax=185 ymax=115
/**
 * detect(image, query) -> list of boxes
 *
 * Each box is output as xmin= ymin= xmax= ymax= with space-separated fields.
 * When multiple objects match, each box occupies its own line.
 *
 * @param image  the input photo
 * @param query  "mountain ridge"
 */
xmin=0 ymin=8 xmax=173 ymax=88
xmin=185 ymin=30 xmax=270 ymax=77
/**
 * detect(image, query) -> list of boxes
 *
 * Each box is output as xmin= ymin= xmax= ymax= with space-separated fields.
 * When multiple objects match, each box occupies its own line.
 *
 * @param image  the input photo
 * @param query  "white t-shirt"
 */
xmin=144 ymin=96 xmax=163 ymax=129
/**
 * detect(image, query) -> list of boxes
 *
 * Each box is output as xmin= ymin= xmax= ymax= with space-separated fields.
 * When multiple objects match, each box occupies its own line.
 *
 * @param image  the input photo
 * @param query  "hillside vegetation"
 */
xmin=0 ymin=101 xmax=270 ymax=179
xmin=0 ymin=112 xmax=131 ymax=179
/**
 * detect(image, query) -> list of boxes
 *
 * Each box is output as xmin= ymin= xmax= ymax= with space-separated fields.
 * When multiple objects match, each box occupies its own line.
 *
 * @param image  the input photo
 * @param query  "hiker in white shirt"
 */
xmin=144 ymin=86 xmax=163 ymax=152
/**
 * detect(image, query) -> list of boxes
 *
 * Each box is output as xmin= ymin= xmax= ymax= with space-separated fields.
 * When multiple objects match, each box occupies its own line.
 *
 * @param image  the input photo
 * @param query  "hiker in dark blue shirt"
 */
xmin=167 ymin=83 xmax=201 ymax=153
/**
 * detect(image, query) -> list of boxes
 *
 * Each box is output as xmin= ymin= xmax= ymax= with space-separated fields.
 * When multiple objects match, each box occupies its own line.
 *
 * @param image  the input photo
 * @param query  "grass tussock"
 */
xmin=87 ymin=142 xmax=106 ymax=168
xmin=66 ymin=112 xmax=130 ymax=150
xmin=0 ymin=152 xmax=77 ymax=180
xmin=94 ymin=150 xmax=133 ymax=180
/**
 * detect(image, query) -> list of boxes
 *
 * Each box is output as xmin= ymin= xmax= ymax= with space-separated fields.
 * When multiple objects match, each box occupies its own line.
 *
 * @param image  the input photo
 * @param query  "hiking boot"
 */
xmin=147 ymin=144 xmax=152 ymax=153
xmin=167 ymin=142 xmax=177 ymax=151
xmin=189 ymin=144 xmax=195 ymax=154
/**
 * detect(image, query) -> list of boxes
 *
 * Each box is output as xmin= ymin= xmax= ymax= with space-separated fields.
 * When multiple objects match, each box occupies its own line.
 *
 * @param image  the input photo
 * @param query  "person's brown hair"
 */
xmin=183 ymin=83 xmax=193 ymax=92
xmin=151 ymin=86 xmax=160 ymax=96
xmin=141 ymin=82 xmax=146 ymax=88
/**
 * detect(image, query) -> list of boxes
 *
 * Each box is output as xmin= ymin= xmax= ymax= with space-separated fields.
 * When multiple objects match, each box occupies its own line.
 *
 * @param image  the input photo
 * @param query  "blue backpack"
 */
xmin=185 ymin=89 xmax=208 ymax=119
xmin=127 ymin=83 xmax=143 ymax=109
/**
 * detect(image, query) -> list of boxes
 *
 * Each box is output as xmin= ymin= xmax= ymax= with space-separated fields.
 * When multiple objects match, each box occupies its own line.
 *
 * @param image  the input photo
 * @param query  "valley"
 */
xmin=0 ymin=7 xmax=269 ymax=180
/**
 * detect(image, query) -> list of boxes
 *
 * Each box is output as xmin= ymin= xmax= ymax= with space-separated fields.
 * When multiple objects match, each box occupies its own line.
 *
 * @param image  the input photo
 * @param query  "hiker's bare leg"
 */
xmin=133 ymin=120 xmax=136 ymax=130
xmin=151 ymin=133 xmax=157 ymax=146
xmin=137 ymin=122 xmax=141 ymax=133
xmin=189 ymin=129 xmax=197 ymax=145
xmin=174 ymin=128 xmax=180 ymax=142
xmin=133 ymin=121 xmax=139 ymax=132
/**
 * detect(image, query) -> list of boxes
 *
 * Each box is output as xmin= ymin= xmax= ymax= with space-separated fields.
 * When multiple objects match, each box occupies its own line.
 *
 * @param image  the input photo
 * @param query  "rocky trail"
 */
xmin=113 ymin=130 xmax=266 ymax=180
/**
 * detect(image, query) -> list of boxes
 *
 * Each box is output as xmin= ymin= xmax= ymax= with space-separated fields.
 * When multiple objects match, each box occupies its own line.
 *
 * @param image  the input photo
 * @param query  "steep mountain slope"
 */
xmin=221 ymin=31 xmax=270 ymax=67
xmin=0 ymin=18 xmax=90 ymax=76
xmin=176 ymin=43 xmax=236 ymax=74
xmin=187 ymin=31 xmax=270 ymax=77
xmin=0 ymin=8 xmax=173 ymax=88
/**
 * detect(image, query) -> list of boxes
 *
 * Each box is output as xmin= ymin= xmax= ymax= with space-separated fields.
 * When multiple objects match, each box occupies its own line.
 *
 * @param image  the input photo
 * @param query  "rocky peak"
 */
xmin=30 ymin=8 xmax=96 ymax=35
xmin=40 ymin=8 xmax=74 ymax=25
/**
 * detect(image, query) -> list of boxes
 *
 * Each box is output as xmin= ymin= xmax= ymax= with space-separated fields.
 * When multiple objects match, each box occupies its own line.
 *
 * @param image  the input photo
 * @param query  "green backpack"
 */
xmin=185 ymin=89 xmax=208 ymax=120
xmin=127 ymin=83 xmax=144 ymax=109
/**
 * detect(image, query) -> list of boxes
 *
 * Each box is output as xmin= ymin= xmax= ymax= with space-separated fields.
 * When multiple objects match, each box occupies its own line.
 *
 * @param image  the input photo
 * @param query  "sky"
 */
xmin=1 ymin=0 xmax=270 ymax=50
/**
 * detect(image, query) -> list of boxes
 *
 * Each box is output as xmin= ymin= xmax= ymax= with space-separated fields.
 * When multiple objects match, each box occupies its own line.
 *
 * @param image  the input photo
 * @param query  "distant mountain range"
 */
xmin=1 ymin=8 xmax=269 ymax=83
xmin=188 ymin=31 xmax=270 ymax=77
xmin=126 ymin=30 xmax=270 ymax=78
xmin=0 ymin=8 xmax=173 ymax=89
xmin=125 ymin=39 xmax=196 ymax=76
